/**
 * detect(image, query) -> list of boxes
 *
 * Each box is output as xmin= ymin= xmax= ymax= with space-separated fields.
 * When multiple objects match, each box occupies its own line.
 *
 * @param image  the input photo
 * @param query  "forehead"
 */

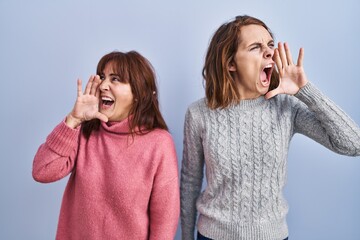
xmin=103 ymin=62 xmax=115 ymax=72
xmin=238 ymin=24 xmax=273 ymax=46
xmin=101 ymin=61 xmax=120 ymax=76
xmin=100 ymin=60 xmax=130 ymax=80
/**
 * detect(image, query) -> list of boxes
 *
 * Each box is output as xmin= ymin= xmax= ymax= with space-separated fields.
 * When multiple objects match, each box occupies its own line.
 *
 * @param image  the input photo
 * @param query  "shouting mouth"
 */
xmin=260 ymin=63 xmax=274 ymax=87
xmin=101 ymin=96 xmax=114 ymax=109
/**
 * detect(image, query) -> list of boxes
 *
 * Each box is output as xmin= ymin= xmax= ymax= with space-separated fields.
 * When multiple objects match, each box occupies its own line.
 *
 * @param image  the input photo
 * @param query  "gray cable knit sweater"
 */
xmin=180 ymin=82 xmax=360 ymax=240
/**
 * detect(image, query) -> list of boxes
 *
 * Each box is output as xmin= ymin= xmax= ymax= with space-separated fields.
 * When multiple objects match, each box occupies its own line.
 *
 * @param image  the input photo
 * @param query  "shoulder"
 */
xmin=268 ymin=94 xmax=304 ymax=117
xmin=134 ymin=129 xmax=177 ymax=163
xmin=185 ymin=98 xmax=208 ymax=120
xmin=269 ymin=93 xmax=291 ymax=105
xmin=144 ymin=129 xmax=178 ymax=167
xmin=144 ymin=128 xmax=175 ymax=147
xmin=187 ymin=98 xmax=207 ymax=113
xmin=183 ymin=98 xmax=210 ymax=137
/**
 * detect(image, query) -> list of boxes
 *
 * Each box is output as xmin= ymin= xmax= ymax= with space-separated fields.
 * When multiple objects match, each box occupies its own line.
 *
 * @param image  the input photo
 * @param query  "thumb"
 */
xmin=94 ymin=112 xmax=109 ymax=122
xmin=265 ymin=87 xmax=282 ymax=100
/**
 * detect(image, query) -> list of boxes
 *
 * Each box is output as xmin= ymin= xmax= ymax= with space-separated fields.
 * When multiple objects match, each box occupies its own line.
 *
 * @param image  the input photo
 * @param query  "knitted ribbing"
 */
xmin=180 ymin=82 xmax=360 ymax=240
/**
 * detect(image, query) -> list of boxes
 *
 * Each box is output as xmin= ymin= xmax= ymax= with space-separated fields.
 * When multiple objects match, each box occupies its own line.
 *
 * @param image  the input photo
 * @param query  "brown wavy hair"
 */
xmin=82 ymin=51 xmax=168 ymax=138
xmin=203 ymin=15 xmax=279 ymax=109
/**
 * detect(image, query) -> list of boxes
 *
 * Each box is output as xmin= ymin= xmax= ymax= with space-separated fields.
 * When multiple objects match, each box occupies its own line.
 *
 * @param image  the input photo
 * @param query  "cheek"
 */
xmin=115 ymin=86 xmax=133 ymax=101
xmin=120 ymin=93 xmax=133 ymax=104
xmin=235 ymin=55 xmax=258 ymax=74
xmin=238 ymin=65 xmax=256 ymax=80
xmin=125 ymin=92 xmax=134 ymax=106
xmin=125 ymin=88 xmax=134 ymax=101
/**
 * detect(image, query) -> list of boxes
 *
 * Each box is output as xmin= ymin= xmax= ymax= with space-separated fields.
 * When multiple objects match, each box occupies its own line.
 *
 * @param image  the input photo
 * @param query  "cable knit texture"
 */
xmin=33 ymin=118 xmax=180 ymax=240
xmin=180 ymin=82 xmax=360 ymax=240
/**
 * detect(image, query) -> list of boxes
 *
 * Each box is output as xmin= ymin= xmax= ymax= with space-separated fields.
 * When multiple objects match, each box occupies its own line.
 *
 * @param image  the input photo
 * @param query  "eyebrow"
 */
xmin=248 ymin=40 xmax=274 ymax=48
xmin=109 ymin=73 xmax=120 ymax=77
xmin=100 ymin=72 xmax=120 ymax=77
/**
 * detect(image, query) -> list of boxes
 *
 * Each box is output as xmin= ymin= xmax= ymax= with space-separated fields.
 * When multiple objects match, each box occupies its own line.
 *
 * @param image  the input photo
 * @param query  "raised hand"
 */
xmin=66 ymin=75 xmax=108 ymax=128
xmin=265 ymin=42 xmax=309 ymax=99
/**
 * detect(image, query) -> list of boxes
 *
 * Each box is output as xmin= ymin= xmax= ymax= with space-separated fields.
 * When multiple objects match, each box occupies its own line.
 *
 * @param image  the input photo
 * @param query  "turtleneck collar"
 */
xmin=100 ymin=118 xmax=131 ymax=135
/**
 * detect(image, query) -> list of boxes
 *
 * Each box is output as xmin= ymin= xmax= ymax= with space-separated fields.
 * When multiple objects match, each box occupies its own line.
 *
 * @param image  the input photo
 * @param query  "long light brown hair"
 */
xmin=82 ymin=51 xmax=168 ymax=138
xmin=203 ymin=15 xmax=279 ymax=109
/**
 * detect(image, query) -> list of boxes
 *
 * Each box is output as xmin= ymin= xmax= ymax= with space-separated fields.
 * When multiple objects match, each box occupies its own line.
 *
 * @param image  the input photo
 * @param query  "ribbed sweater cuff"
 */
xmin=46 ymin=120 xmax=80 ymax=156
xmin=294 ymin=82 xmax=325 ymax=106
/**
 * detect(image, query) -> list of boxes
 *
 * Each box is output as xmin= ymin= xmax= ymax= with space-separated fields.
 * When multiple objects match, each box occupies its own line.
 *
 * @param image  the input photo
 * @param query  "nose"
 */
xmin=264 ymin=46 xmax=274 ymax=59
xmin=99 ymin=78 xmax=110 ymax=91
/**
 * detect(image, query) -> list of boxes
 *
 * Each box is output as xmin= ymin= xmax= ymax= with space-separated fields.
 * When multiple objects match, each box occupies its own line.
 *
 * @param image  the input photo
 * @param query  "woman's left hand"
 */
xmin=265 ymin=42 xmax=309 ymax=99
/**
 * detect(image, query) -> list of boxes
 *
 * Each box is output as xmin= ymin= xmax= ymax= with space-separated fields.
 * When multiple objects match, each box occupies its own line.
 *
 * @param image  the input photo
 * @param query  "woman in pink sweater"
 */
xmin=33 ymin=51 xmax=180 ymax=240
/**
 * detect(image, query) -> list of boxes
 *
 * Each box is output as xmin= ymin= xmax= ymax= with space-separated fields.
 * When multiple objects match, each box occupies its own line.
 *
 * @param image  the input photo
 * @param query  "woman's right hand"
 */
xmin=65 ymin=75 xmax=108 ymax=129
xmin=265 ymin=42 xmax=309 ymax=99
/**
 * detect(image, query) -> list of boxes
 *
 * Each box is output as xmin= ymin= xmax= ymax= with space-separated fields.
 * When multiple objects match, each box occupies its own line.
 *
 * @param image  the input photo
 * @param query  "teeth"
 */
xmin=264 ymin=64 xmax=273 ymax=68
xmin=102 ymin=97 xmax=113 ymax=101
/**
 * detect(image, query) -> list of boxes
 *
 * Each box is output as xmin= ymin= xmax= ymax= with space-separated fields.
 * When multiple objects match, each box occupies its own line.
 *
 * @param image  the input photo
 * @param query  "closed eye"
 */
xmin=250 ymin=44 xmax=261 ymax=51
xmin=249 ymin=40 xmax=275 ymax=51
xmin=268 ymin=41 xmax=275 ymax=49
xmin=111 ymin=76 xmax=125 ymax=83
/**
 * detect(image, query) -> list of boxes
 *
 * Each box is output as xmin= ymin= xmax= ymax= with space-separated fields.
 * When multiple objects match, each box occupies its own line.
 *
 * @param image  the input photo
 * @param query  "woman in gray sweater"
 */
xmin=180 ymin=15 xmax=360 ymax=240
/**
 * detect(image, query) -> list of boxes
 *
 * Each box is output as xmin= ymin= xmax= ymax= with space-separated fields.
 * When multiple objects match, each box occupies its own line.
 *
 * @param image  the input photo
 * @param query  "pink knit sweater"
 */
xmin=33 ymin=119 xmax=180 ymax=240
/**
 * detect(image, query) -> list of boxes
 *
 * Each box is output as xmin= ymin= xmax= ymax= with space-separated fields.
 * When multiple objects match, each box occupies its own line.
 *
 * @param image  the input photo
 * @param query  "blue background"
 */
xmin=1 ymin=0 xmax=359 ymax=239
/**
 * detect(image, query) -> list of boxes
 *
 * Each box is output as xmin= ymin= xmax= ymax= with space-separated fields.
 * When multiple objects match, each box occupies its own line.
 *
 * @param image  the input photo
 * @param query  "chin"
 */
xmin=258 ymin=89 xmax=269 ymax=96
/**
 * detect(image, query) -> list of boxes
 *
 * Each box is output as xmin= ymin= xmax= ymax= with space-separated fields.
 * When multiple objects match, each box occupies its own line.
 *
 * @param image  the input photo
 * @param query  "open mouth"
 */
xmin=101 ymin=96 xmax=114 ymax=107
xmin=260 ymin=64 xmax=274 ymax=87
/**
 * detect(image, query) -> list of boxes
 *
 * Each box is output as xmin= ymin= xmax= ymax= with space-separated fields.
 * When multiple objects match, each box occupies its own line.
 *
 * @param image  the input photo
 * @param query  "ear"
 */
xmin=228 ymin=60 xmax=236 ymax=72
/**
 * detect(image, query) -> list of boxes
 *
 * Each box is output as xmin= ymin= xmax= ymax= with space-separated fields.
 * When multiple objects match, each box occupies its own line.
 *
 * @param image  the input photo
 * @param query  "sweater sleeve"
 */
xmin=293 ymin=82 xmax=360 ymax=156
xmin=32 ymin=120 xmax=80 ymax=183
xmin=180 ymin=103 xmax=205 ymax=240
xmin=149 ymin=133 xmax=180 ymax=240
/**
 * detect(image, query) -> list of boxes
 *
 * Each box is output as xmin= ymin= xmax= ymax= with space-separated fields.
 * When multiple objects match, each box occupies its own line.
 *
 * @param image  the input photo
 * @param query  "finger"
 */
xmin=297 ymin=47 xmax=304 ymax=67
xmin=77 ymin=79 xmax=83 ymax=97
xmin=95 ymin=75 xmax=101 ymax=98
xmin=84 ymin=75 xmax=94 ymax=94
xmin=90 ymin=75 xmax=100 ymax=95
xmin=95 ymin=85 xmax=101 ymax=98
xmin=278 ymin=42 xmax=288 ymax=67
xmin=284 ymin=42 xmax=294 ymax=65
xmin=265 ymin=86 xmax=283 ymax=100
xmin=94 ymin=112 xmax=109 ymax=122
xmin=273 ymin=49 xmax=283 ymax=75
